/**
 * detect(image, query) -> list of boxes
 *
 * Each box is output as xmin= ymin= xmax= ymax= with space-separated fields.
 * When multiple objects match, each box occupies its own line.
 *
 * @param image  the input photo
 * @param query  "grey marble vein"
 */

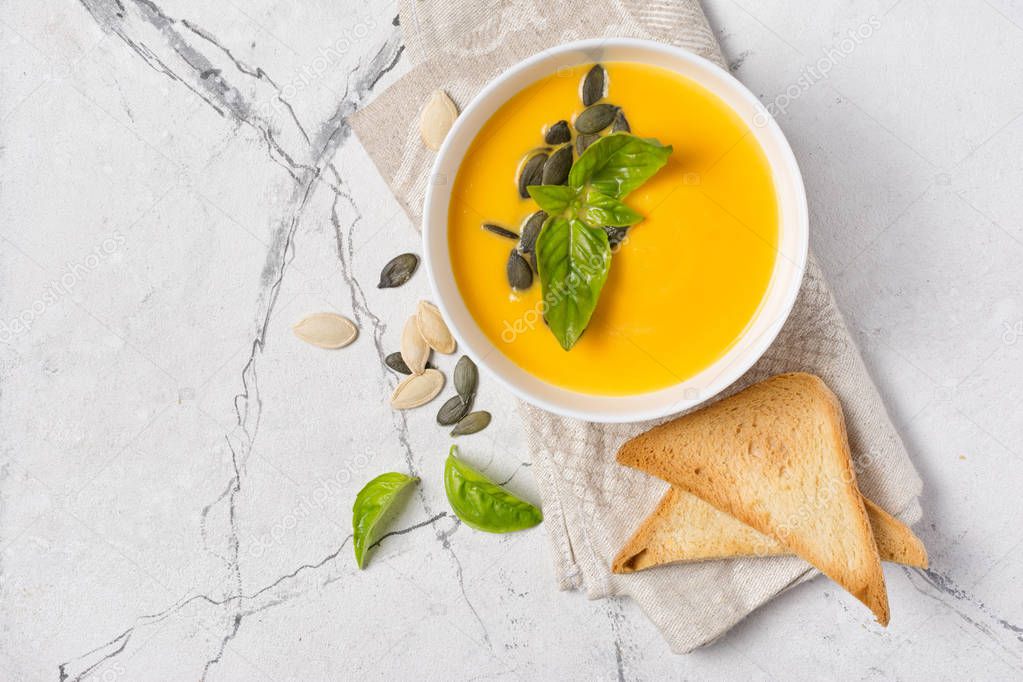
xmin=55 ymin=4 xmax=408 ymax=679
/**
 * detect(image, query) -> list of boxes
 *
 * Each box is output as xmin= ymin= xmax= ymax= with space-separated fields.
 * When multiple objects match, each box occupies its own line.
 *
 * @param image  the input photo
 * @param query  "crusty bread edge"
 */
xmin=611 ymin=488 xmax=674 ymax=574
xmin=612 ymin=489 xmax=927 ymax=574
xmin=611 ymin=488 xmax=788 ymax=573
xmin=863 ymin=498 xmax=928 ymax=570
xmin=816 ymin=376 xmax=890 ymax=625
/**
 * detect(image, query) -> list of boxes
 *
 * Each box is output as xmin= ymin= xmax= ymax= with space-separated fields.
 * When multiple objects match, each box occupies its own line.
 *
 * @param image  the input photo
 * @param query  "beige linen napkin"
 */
xmin=351 ymin=0 xmax=923 ymax=653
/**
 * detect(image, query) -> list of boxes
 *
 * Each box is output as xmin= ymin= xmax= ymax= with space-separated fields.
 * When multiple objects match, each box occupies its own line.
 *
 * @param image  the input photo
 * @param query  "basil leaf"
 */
xmin=352 ymin=472 xmax=418 ymax=568
xmin=535 ymin=215 xmax=611 ymax=350
xmin=527 ymin=184 xmax=579 ymax=215
xmin=444 ymin=446 xmax=542 ymax=533
xmin=578 ymin=188 xmax=644 ymax=228
xmin=568 ymin=133 xmax=673 ymax=199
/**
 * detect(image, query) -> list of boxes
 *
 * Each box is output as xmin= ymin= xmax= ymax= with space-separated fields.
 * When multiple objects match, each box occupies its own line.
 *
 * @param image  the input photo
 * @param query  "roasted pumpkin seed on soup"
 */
xmin=574 ymin=103 xmax=617 ymax=134
xmin=541 ymin=145 xmax=573 ymax=185
xmin=544 ymin=120 xmax=571 ymax=145
xmin=581 ymin=64 xmax=606 ymax=106
xmin=517 ymin=150 xmax=548 ymax=198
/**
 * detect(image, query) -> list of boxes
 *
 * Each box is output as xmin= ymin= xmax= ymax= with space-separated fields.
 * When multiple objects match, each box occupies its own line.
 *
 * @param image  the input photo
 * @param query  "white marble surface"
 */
xmin=1 ymin=0 xmax=1022 ymax=679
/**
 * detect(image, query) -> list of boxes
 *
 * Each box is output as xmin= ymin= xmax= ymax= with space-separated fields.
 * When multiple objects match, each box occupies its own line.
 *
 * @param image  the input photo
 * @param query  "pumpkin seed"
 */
xmin=581 ymin=64 xmax=606 ymax=106
xmin=483 ymin=223 xmax=519 ymax=240
xmin=451 ymin=411 xmax=492 ymax=436
xmin=437 ymin=394 xmax=471 ymax=425
xmin=528 ymin=249 xmax=538 ymax=273
xmin=574 ymin=104 xmax=617 ymax=134
xmin=386 ymin=352 xmax=433 ymax=374
xmin=390 ymin=368 xmax=445 ymax=409
xmin=544 ymin=120 xmax=570 ymax=145
xmin=611 ymin=109 xmax=630 ymax=133
xmin=416 ymin=300 xmax=457 ymax=354
xmin=603 ymin=225 xmax=628 ymax=248
xmin=385 ymin=351 xmax=413 ymax=375
xmin=518 ymin=210 xmax=546 ymax=254
xmin=576 ymin=132 xmax=599 ymax=155
xmin=454 ymin=355 xmax=478 ymax=401
xmin=517 ymin=150 xmax=547 ymax=198
xmin=377 ymin=252 xmax=419 ymax=288
xmin=541 ymin=144 xmax=572 ymax=186
xmin=419 ymin=89 xmax=458 ymax=151
xmin=292 ymin=312 xmax=358 ymax=349
xmin=506 ymin=249 xmax=533 ymax=290
xmin=401 ymin=314 xmax=430 ymax=374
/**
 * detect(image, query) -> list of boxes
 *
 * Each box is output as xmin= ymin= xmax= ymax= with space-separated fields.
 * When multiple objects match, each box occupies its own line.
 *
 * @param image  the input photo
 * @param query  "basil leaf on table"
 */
xmin=527 ymin=184 xmax=578 ymax=215
xmin=568 ymin=133 xmax=672 ymax=199
xmin=577 ymin=187 xmax=644 ymax=228
xmin=444 ymin=446 xmax=542 ymax=533
xmin=535 ymin=215 xmax=611 ymax=351
xmin=352 ymin=472 xmax=418 ymax=568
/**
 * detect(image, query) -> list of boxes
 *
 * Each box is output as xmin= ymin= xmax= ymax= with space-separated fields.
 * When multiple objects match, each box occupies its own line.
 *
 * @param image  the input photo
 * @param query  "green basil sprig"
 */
xmin=352 ymin=472 xmax=418 ymax=568
xmin=526 ymin=133 xmax=672 ymax=351
xmin=578 ymin=187 xmax=644 ymax=228
xmin=526 ymin=185 xmax=577 ymax=215
xmin=534 ymin=216 xmax=611 ymax=351
xmin=444 ymin=446 xmax=543 ymax=533
xmin=567 ymin=133 xmax=672 ymax=199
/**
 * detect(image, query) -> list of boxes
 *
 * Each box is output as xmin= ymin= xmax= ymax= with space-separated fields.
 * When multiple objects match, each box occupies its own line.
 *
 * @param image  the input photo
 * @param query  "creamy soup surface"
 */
xmin=448 ymin=62 xmax=779 ymax=395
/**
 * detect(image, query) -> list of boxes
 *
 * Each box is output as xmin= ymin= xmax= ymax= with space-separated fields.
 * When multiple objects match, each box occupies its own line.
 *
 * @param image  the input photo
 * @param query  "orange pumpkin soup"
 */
xmin=448 ymin=62 xmax=778 ymax=395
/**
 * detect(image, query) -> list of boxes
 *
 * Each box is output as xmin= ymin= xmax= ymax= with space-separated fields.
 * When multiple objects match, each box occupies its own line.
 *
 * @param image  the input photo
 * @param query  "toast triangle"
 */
xmin=612 ymin=487 xmax=928 ymax=573
xmin=616 ymin=372 xmax=891 ymax=625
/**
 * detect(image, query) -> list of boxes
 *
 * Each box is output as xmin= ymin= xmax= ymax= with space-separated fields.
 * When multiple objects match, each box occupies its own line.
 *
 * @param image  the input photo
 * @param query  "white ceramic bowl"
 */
xmin=423 ymin=38 xmax=808 ymax=423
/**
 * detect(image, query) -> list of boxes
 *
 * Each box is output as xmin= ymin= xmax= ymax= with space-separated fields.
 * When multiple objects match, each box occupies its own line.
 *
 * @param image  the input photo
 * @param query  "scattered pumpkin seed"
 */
xmin=385 ymin=351 xmax=413 ymax=375
xmin=385 ymin=352 xmax=432 ymax=375
xmin=506 ymin=249 xmax=533 ymax=290
xmin=518 ymin=210 xmax=546 ymax=254
xmin=544 ymin=120 xmax=570 ymax=145
xmin=581 ymin=64 xmax=606 ymax=106
xmin=454 ymin=355 xmax=478 ymax=401
xmin=390 ymin=368 xmax=445 ymax=409
xmin=437 ymin=394 xmax=471 ymax=425
xmin=603 ymin=225 xmax=628 ymax=248
xmin=377 ymin=253 xmax=419 ymax=288
xmin=451 ymin=411 xmax=492 ymax=436
xmin=575 ymin=132 xmax=599 ymax=155
xmin=400 ymin=314 xmax=430 ymax=374
xmin=517 ymin=150 xmax=548 ymax=198
xmin=541 ymin=145 xmax=572 ymax=185
xmin=574 ymin=103 xmax=617 ymax=134
xmin=611 ymin=109 xmax=630 ymax=133
xmin=416 ymin=300 xmax=456 ymax=354
xmin=292 ymin=313 xmax=358 ymax=349
xmin=419 ymin=89 xmax=458 ymax=151
xmin=483 ymin=223 xmax=519 ymax=240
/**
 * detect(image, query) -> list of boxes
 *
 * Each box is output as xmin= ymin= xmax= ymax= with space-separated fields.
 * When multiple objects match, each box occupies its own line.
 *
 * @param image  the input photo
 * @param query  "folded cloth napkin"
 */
xmin=350 ymin=0 xmax=923 ymax=653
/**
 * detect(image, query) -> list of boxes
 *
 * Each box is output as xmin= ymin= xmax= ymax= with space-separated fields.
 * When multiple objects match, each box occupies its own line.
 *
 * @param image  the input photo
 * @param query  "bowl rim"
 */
xmin=422 ymin=37 xmax=808 ymax=423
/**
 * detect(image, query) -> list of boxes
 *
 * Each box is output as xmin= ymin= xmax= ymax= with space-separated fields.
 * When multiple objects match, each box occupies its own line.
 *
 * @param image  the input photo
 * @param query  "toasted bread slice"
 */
xmin=613 ymin=487 xmax=928 ymax=573
xmin=616 ymin=373 xmax=891 ymax=624
xmin=861 ymin=497 xmax=928 ymax=569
